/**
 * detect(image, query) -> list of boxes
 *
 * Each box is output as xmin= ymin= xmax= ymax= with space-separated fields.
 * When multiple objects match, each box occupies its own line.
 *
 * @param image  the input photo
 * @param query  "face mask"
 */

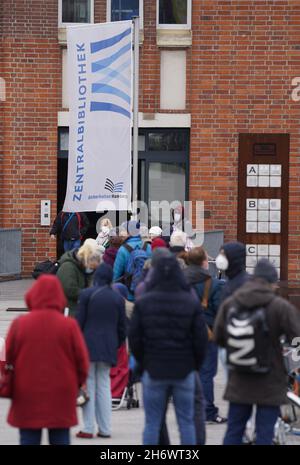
xmin=215 ymin=254 xmax=229 ymax=271
xmin=85 ymin=268 xmax=94 ymax=274
xmin=174 ymin=213 xmax=181 ymax=223
xmin=102 ymin=226 xmax=110 ymax=234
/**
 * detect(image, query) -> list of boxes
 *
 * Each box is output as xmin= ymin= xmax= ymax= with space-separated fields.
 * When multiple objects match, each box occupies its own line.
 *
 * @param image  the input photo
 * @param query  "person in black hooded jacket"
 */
xmin=216 ymin=241 xmax=250 ymax=303
xmin=76 ymin=263 xmax=126 ymax=440
xmin=129 ymin=254 xmax=208 ymax=445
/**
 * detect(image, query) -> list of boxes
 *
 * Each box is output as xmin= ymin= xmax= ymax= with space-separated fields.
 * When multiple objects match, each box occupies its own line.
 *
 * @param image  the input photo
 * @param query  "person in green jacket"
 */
xmin=57 ymin=239 xmax=102 ymax=317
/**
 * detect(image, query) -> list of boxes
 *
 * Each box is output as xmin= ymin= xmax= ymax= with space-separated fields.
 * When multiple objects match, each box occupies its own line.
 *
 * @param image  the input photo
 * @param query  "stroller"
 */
xmin=110 ymin=344 xmax=140 ymax=411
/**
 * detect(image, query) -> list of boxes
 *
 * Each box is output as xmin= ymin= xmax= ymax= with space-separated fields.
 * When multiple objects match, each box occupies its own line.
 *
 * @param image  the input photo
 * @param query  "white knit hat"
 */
xmin=149 ymin=226 xmax=163 ymax=238
xmin=170 ymin=230 xmax=187 ymax=247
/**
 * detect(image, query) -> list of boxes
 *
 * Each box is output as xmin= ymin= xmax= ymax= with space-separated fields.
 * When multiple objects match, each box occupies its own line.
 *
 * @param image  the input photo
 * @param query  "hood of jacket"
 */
xmin=93 ymin=263 xmax=113 ymax=286
xmin=232 ymin=279 xmax=275 ymax=309
xmin=223 ymin=242 xmax=246 ymax=279
xmin=148 ymin=255 xmax=189 ymax=292
xmin=125 ymin=235 xmax=142 ymax=247
xmin=184 ymin=264 xmax=211 ymax=285
xmin=58 ymin=250 xmax=83 ymax=270
xmin=25 ymin=275 xmax=67 ymax=312
xmin=103 ymin=247 xmax=118 ymax=263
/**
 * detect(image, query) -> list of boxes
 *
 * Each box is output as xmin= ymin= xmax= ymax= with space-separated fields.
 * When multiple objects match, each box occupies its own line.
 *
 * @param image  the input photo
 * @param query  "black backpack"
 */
xmin=225 ymin=304 xmax=272 ymax=374
xmin=32 ymin=260 xmax=60 ymax=280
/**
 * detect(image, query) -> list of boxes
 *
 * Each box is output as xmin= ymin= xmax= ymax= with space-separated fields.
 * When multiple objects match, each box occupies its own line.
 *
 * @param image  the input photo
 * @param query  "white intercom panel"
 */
xmin=41 ymin=200 xmax=51 ymax=226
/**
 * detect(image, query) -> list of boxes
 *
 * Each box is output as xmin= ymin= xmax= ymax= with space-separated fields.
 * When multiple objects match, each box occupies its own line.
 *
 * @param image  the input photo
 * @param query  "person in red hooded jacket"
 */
xmin=5 ymin=275 xmax=89 ymax=445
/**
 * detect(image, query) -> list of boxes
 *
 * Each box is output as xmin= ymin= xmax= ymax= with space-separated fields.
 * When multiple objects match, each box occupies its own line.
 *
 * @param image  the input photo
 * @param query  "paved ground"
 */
xmin=0 ymin=279 xmax=299 ymax=446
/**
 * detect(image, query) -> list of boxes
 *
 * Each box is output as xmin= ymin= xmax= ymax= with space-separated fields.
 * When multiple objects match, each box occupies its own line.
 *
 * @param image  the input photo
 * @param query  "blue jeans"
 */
xmin=142 ymin=371 xmax=196 ymax=445
xmin=63 ymin=239 xmax=81 ymax=252
xmin=200 ymin=341 xmax=219 ymax=420
xmin=20 ymin=429 xmax=70 ymax=445
xmin=194 ymin=372 xmax=206 ymax=445
xmin=82 ymin=362 xmax=112 ymax=436
xmin=224 ymin=403 xmax=280 ymax=445
xmin=158 ymin=373 xmax=206 ymax=446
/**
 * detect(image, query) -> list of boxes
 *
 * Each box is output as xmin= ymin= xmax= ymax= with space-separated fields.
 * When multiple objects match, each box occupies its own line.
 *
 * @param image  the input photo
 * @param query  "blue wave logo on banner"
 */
xmin=90 ymin=27 xmax=131 ymax=119
xmin=105 ymin=178 xmax=124 ymax=193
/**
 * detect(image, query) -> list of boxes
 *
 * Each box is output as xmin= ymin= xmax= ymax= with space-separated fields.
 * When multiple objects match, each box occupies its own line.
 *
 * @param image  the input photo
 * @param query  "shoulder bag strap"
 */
xmin=62 ymin=213 xmax=75 ymax=233
xmin=201 ymin=277 xmax=212 ymax=309
xmin=123 ymin=243 xmax=133 ymax=253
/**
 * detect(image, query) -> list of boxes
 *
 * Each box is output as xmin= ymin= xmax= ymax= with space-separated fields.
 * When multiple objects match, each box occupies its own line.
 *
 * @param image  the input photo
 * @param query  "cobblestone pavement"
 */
xmin=0 ymin=279 xmax=299 ymax=445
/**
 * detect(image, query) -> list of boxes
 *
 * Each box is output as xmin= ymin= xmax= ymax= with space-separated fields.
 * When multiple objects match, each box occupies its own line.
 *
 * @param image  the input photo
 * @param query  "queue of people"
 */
xmin=1 ymin=217 xmax=300 ymax=446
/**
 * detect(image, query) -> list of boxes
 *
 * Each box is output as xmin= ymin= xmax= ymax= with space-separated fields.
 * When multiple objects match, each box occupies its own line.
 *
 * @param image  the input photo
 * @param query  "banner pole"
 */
xmin=132 ymin=16 xmax=140 ymax=219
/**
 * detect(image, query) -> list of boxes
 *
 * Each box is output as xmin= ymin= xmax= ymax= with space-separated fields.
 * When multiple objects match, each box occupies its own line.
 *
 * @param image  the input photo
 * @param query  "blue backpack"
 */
xmin=123 ymin=242 xmax=149 ymax=293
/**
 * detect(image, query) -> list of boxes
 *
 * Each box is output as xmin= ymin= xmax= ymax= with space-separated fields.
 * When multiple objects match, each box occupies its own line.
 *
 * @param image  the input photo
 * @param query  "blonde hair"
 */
xmin=100 ymin=218 xmax=113 ymax=229
xmin=77 ymin=239 xmax=102 ymax=268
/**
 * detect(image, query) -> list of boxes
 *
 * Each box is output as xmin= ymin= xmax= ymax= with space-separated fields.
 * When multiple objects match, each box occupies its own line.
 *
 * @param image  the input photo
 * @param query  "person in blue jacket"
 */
xmin=113 ymin=220 xmax=152 ymax=300
xmin=184 ymin=246 xmax=226 ymax=425
xmin=76 ymin=263 xmax=127 ymax=439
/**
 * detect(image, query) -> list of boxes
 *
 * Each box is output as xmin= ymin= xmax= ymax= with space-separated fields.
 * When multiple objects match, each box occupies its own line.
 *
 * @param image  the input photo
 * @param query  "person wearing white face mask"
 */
xmin=56 ymin=239 xmax=102 ymax=317
xmin=215 ymin=253 xmax=229 ymax=273
xmin=216 ymin=242 xmax=250 ymax=303
xmin=96 ymin=218 xmax=113 ymax=249
xmin=167 ymin=206 xmax=194 ymax=251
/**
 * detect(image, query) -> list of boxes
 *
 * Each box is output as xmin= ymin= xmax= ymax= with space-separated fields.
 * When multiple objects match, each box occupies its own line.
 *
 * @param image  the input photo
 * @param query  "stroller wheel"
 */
xmin=127 ymin=399 xmax=132 ymax=410
xmin=129 ymin=399 xmax=139 ymax=408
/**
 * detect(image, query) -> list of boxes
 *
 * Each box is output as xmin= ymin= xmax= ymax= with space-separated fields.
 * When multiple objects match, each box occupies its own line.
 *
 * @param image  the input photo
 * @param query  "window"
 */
xmin=58 ymin=127 xmax=69 ymax=158
xmin=107 ymin=0 xmax=143 ymax=26
xmin=160 ymin=50 xmax=186 ymax=110
xmin=138 ymin=129 xmax=189 ymax=227
xmin=148 ymin=131 xmax=188 ymax=151
xmin=157 ymin=0 xmax=191 ymax=28
xmin=59 ymin=0 xmax=93 ymax=25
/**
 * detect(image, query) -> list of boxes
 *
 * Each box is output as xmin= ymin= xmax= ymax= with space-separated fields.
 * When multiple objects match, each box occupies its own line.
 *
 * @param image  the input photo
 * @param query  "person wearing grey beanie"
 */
xmin=254 ymin=259 xmax=278 ymax=285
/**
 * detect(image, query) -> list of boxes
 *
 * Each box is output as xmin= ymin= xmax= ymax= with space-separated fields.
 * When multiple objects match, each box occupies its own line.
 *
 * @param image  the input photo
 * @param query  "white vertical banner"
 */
xmin=64 ymin=21 xmax=133 ymax=212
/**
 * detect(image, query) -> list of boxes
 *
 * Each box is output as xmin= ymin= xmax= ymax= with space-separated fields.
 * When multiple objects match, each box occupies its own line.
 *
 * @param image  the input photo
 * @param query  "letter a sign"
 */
xmin=63 ymin=22 xmax=133 ymax=212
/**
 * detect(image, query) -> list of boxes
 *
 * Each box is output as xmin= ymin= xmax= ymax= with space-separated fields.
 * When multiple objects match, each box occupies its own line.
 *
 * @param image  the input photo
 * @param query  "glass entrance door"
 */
xmin=148 ymin=162 xmax=186 ymax=225
xmin=137 ymin=129 xmax=189 ymax=227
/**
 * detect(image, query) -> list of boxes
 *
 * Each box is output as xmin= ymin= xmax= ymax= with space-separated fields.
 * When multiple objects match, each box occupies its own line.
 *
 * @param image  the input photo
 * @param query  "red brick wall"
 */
xmin=94 ymin=0 xmax=107 ymax=23
xmin=1 ymin=1 xmax=60 ymax=275
xmin=1 ymin=0 xmax=300 ymax=285
xmin=189 ymin=0 xmax=300 ymax=285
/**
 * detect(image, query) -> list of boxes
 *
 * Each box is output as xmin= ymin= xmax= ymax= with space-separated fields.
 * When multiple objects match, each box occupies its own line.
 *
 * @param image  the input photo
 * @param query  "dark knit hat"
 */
xmin=254 ymin=259 xmax=278 ymax=284
xmin=151 ymin=248 xmax=172 ymax=267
